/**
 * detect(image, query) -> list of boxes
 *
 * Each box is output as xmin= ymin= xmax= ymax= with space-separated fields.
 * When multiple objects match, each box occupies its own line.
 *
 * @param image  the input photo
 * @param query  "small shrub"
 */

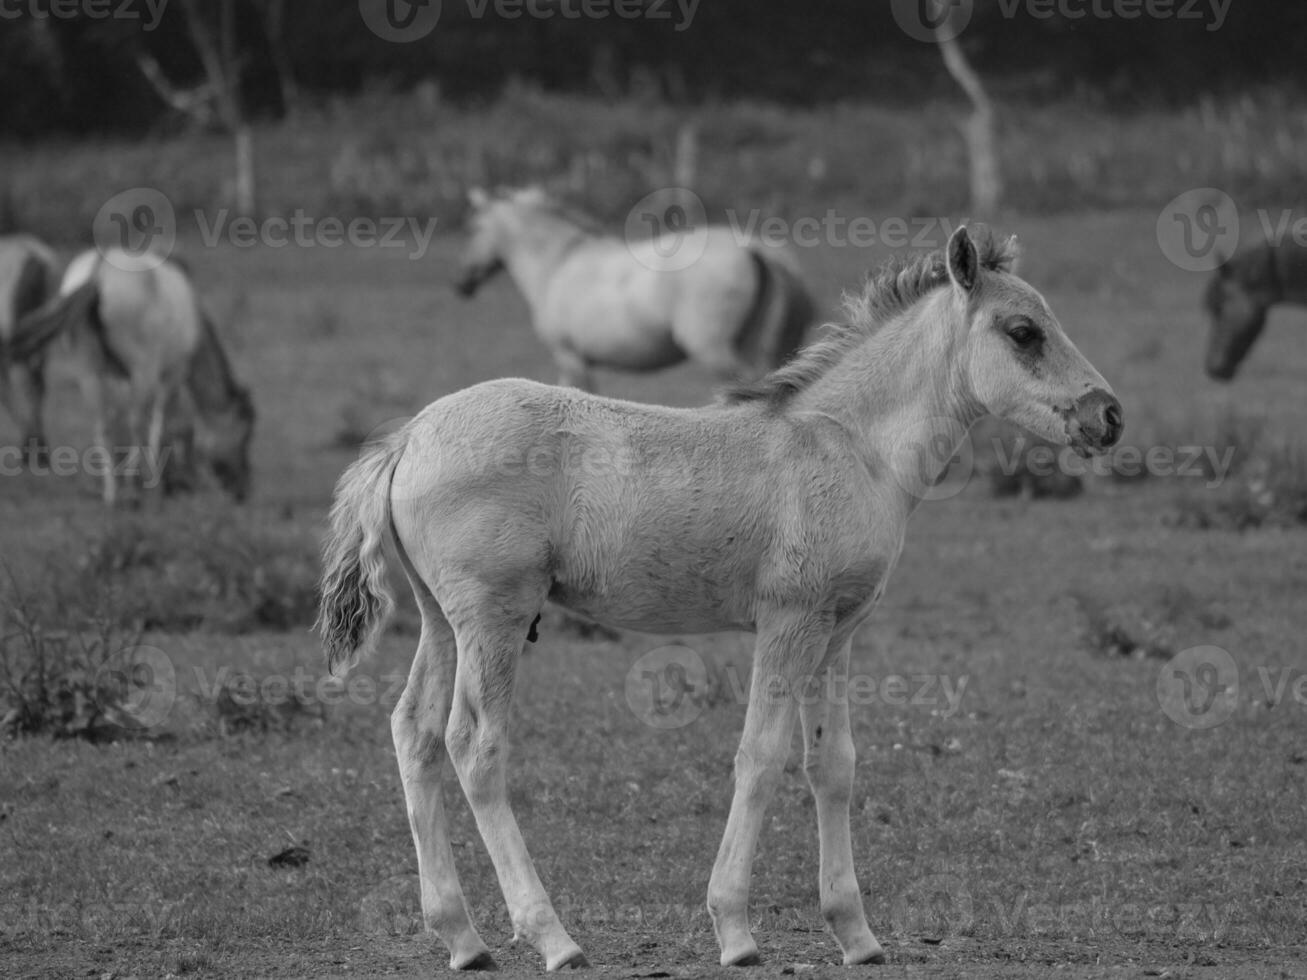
xmin=26 ymin=501 xmax=321 ymax=634
xmin=0 ymin=578 xmax=148 ymax=740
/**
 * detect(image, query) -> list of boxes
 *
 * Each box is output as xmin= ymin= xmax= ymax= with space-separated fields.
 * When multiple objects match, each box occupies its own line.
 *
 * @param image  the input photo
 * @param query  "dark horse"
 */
xmin=1204 ymin=238 xmax=1307 ymax=380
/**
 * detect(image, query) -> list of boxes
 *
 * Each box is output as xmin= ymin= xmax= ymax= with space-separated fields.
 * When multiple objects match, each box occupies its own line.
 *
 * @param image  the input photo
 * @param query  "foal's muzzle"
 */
xmin=1069 ymin=390 xmax=1124 ymax=455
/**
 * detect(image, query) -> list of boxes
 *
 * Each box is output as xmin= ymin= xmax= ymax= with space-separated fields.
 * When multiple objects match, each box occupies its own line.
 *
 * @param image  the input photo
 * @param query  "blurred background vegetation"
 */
xmin=2 ymin=0 xmax=1304 ymax=238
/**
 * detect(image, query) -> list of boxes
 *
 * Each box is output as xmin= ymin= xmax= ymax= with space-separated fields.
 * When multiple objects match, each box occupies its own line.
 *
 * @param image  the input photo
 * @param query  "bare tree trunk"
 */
xmin=937 ymin=14 xmax=1001 ymax=215
xmin=260 ymin=0 xmax=300 ymax=115
xmin=182 ymin=0 xmax=258 ymax=215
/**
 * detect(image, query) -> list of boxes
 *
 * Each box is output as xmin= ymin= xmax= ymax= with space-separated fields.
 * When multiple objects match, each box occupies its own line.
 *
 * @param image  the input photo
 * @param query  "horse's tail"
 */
xmin=316 ymin=430 xmax=408 ymax=676
xmin=740 ymin=247 xmax=818 ymax=370
xmin=7 ymin=273 xmax=130 ymax=377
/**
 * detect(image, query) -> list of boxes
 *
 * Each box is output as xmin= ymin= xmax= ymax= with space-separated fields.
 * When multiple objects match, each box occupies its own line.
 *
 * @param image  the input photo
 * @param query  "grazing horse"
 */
xmin=319 ymin=227 xmax=1123 ymax=972
xmin=9 ymin=249 xmax=256 ymax=504
xmin=455 ymin=186 xmax=816 ymax=392
xmin=1204 ymin=238 xmax=1307 ymax=380
xmin=0 ymin=235 xmax=59 ymax=462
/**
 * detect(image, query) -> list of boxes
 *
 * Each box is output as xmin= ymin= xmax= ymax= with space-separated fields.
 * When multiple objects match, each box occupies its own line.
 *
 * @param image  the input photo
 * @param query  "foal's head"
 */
xmin=1203 ymin=255 xmax=1272 ymax=381
xmin=948 ymin=227 xmax=1123 ymax=457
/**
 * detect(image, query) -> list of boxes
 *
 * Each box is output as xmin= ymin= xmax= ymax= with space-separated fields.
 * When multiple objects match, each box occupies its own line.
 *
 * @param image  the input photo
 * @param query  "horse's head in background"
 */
xmin=1203 ymin=249 xmax=1276 ymax=381
xmin=199 ymin=382 xmax=256 ymax=502
xmin=454 ymin=186 xmax=516 ymax=297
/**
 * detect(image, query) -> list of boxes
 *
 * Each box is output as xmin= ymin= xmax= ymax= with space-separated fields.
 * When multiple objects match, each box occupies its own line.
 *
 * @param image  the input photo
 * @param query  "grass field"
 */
xmin=2 ymin=205 xmax=1307 ymax=979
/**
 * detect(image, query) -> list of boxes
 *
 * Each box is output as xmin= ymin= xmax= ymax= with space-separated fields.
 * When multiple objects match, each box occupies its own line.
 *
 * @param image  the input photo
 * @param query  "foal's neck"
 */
xmin=797 ymin=289 xmax=982 ymax=513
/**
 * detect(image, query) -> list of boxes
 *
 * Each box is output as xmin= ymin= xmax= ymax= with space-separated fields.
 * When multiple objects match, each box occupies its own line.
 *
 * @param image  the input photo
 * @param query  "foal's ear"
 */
xmin=947 ymin=225 xmax=980 ymax=294
xmin=467 ymin=187 xmax=489 ymax=210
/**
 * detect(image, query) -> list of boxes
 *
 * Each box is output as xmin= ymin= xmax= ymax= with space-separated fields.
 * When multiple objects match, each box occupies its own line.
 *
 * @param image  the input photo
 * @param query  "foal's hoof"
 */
xmin=845 ymin=949 xmax=886 ymax=966
xmin=453 ymin=950 xmax=499 ymax=971
xmin=722 ymin=949 xmax=762 ymax=967
xmin=545 ymin=949 xmax=589 ymax=971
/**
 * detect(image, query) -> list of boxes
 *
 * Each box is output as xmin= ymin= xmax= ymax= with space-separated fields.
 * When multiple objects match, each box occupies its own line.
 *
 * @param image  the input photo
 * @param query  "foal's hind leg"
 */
xmin=445 ymin=600 xmax=586 ymax=971
xmin=392 ymin=595 xmax=496 ymax=970
xmin=799 ymin=638 xmax=884 ymax=965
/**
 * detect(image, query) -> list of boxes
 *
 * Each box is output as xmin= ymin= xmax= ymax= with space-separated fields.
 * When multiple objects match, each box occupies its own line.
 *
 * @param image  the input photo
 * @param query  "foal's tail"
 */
xmin=741 ymin=247 xmax=818 ymax=370
xmin=316 ymin=431 xmax=408 ymax=676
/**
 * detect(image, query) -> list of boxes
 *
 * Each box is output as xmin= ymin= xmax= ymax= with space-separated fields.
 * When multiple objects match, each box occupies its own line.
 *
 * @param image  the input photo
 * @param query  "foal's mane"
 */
xmin=724 ymin=230 xmax=1019 ymax=406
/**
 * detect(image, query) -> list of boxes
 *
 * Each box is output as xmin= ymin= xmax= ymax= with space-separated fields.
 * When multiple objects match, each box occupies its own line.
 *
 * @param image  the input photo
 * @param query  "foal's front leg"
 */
xmin=707 ymin=610 xmax=832 ymax=966
xmin=799 ymin=638 xmax=885 ymax=965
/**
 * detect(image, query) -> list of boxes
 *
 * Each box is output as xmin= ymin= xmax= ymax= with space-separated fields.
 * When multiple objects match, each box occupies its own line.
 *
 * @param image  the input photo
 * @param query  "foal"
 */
xmin=319 ymin=227 xmax=1123 ymax=971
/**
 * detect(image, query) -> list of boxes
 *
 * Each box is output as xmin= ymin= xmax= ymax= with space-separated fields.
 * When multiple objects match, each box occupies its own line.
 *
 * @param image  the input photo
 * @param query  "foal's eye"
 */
xmin=1005 ymin=320 xmax=1043 ymax=350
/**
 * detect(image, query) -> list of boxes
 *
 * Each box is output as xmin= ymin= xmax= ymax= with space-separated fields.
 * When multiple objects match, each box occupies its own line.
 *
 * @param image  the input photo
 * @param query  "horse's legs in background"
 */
xmin=707 ymin=610 xmax=832 ymax=966
xmin=0 ymin=360 xmax=48 ymax=468
xmin=392 ymin=585 xmax=496 ymax=970
xmin=445 ymin=596 xmax=586 ymax=970
xmin=799 ymin=638 xmax=885 ymax=965
xmin=674 ymin=315 xmax=754 ymax=383
xmin=552 ymin=347 xmax=595 ymax=392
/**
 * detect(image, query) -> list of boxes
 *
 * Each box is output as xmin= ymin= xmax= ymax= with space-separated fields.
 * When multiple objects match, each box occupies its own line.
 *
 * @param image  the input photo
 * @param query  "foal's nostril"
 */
xmin=1105 ymin=403 xmax=1123 ymax=434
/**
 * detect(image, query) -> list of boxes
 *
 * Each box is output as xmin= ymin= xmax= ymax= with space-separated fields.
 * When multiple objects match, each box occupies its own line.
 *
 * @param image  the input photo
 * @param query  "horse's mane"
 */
xmin=500 ymin=187 xmax=605 ymax=236
xmin=723 ymin=229 xmax=1019 ymax=406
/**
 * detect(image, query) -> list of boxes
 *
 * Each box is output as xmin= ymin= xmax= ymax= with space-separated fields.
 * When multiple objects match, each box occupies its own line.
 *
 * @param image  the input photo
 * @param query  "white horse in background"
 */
xmin=319 ymin=227 xmax=1123 ymax=972
xmin=9 ymin=249 xmax=256 ymax=505
xmin=456 ymin=186 xmax=816 ymax=392
xmin=0 ymin=234 xmax=60 ymax=463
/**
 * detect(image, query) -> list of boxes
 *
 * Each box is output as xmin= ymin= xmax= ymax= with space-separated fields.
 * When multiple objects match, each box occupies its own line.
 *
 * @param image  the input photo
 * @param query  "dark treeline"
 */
xmin=0 ymin=0 xmax=1292 ymax=137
